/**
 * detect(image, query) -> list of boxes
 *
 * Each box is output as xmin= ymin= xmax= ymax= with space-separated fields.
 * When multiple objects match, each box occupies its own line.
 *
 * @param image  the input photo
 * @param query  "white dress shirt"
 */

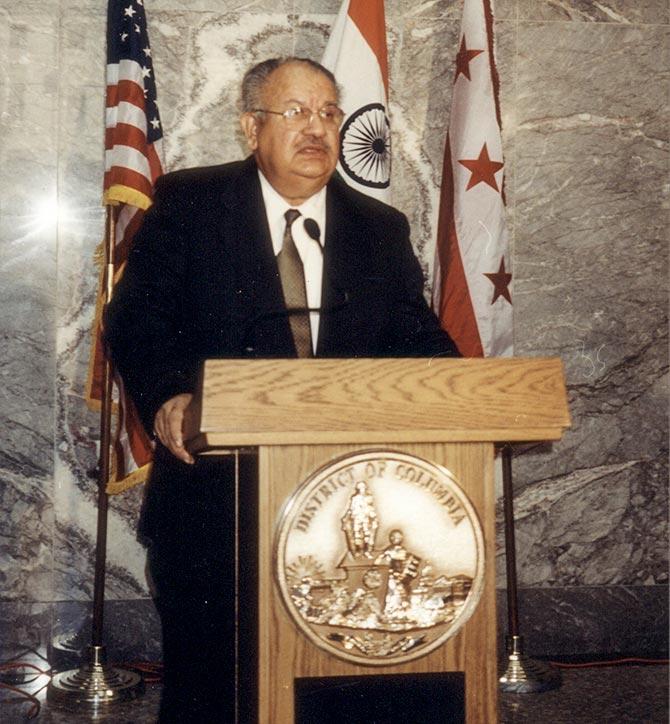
xmin=258 ymin=170 xmax=326 ymax=353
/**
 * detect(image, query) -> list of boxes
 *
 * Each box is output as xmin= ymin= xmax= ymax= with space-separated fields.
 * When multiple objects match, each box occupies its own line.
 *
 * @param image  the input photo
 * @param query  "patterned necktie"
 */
xmin=277 ymin=208 xmax=312 ymax=357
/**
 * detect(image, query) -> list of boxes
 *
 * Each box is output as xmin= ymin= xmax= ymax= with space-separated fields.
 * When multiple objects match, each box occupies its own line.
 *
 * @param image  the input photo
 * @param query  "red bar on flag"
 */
xmin=86 ymin=0 xmax=165 ymax=494
xmin=322 ymin=0 xmax=392 ymax=203
xmin=433 ymin=0 xmax=513 ymax=358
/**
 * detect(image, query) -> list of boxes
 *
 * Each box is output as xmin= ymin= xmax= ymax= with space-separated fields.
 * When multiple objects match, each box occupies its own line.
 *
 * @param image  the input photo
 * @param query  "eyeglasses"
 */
xmin=253 ymin=105 xmax=345 ymax=128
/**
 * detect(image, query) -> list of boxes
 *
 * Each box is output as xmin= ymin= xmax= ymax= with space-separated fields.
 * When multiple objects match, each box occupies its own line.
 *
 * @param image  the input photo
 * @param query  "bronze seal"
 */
xmin=274 ymin=450 xmax=485 ymax=666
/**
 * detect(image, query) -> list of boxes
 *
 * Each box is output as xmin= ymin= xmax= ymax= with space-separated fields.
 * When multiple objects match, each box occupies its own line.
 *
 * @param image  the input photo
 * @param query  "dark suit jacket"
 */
xmin=104 ymin=156 xmax=459 ymax=540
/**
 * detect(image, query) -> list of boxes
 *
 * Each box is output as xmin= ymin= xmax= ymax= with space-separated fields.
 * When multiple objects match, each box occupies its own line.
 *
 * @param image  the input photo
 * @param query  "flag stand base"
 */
xmin=499 ymin=635 xmax=561 ymax=693
xmin=47 ymin=645 xmax=144 ymax=712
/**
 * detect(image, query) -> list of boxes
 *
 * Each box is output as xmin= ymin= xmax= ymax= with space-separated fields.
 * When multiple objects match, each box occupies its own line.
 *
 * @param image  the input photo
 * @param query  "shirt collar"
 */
xmin=257 ymin=170 xmax=327 ymax=255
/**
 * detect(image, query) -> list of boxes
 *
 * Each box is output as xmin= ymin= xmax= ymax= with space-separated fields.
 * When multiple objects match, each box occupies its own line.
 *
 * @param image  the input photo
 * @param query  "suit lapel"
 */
xmin=318 ymin=177 xmax=367 ymax=356
xmin=221 ymin=158 xmax=296 ymax=356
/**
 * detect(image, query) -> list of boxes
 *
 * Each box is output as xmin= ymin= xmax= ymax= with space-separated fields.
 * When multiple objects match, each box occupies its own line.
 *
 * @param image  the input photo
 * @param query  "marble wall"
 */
xmin=0 ymin=0 xmax=667 ymax=668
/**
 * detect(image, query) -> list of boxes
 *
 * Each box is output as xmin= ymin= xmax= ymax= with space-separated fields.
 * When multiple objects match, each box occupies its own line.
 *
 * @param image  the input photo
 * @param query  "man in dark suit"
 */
xmin=105 ymin=57 xmax=459 ymax=723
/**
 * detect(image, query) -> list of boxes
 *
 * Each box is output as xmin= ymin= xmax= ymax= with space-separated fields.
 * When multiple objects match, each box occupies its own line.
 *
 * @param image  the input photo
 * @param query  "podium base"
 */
xmin=47 ymin=645 xmax=144 ymax=712
xmin=499 ymin=635 xmax=562 ymax=693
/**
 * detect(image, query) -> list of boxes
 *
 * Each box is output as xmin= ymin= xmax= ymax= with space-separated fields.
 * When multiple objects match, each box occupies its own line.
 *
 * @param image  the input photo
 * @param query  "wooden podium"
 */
xmin=187 ymin=357 xmax=570 ymax=723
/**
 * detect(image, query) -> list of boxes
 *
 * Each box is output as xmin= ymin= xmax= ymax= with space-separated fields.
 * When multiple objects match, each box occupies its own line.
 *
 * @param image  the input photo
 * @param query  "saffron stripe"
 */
xmin=348 ymin=0 xmax=389 ymax=95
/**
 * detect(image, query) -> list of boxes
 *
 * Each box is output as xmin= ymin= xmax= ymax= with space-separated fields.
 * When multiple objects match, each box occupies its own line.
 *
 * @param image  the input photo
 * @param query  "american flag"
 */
xmin=104 ymin=0 xmax=163 ymax=211
xmin=432 ymin=0 xmax=513 ymax=358
xmin=87 ymin=0 xmax=164 ymax=494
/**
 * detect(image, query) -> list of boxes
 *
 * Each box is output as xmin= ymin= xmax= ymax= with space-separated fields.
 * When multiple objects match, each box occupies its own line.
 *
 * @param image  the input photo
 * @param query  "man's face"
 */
xmin=241 ymin=62 xmax=340 ymax=203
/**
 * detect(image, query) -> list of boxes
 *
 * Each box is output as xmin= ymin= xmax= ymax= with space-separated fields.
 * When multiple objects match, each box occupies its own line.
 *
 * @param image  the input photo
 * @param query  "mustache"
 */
xmin=297 ymin=139 xmax=330 ymax=152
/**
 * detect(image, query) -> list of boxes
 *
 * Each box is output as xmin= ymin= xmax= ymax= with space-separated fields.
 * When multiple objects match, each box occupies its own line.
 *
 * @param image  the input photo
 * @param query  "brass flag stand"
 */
xmin=498 ymin=444 xmax=561 ymax=692
xmin=47 ymin=208 xmax=144 ymax=712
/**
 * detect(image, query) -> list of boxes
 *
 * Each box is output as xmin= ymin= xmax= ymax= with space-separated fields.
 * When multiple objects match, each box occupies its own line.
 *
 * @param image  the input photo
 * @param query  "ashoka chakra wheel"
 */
xmin=339 ymin=103 xmax=391 ymax=189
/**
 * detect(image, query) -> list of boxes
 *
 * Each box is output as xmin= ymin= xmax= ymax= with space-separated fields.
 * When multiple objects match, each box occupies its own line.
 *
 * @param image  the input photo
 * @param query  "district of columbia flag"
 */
xmin=321 ymin=0 xmax=391 ymax=203
xmin=433 ymin=0 xmax=513 ymax=358
xmin=86 ymin=0 xmax=165 ymax=494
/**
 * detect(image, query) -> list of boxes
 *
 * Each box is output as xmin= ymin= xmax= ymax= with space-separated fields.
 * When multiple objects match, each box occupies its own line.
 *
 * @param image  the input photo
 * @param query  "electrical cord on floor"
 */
xmin=0 ymin=650 xmax=52 ymax=720
xmin=116 ymin=660 xmax=164 ymax=683
xmin=0 ymin=679 xmax=45 ymax=720
xmin=549 ymin=656 xmax=669 ymax=669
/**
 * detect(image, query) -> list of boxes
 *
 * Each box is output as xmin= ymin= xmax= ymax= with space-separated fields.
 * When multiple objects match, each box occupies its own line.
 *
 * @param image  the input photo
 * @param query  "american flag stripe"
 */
xmin=106 ymin=102 xmax=148 ymax=134
xmin=146 ymin=141 xmax=163 ymax=178
xmin=114 ymin=204 xmax=143 ymax=249
xmin=106 ymin=58 xmax=147 ymax=84
xmin=104 ymin=125 xmax=163 ymax=179
xmin=106 ymin=77 xmax=147 ymax=109
xmin=113 ymin=377 xmax=147 ymax=476
xmin=105 ymin=123 xmax=147 ymax=151
xmin=112 ymin=205 xmax=145 ymax=267
xmin=105 ymin=146 xmax=152 ymax=177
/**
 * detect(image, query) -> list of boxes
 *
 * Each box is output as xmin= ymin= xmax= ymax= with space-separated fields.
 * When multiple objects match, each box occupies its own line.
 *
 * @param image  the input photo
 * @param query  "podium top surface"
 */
xmin=187 ymin=357 xmax=571 ymax=449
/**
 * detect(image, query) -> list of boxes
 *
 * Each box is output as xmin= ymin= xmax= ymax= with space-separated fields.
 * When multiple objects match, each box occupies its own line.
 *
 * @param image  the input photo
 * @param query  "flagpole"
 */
xmin=498 ymin=443 xmax=562 ymax=692
xmin=47 ymin=207 xmax=144 ymax=712
xmin=90 ymin=206 xmax=116 ymax=648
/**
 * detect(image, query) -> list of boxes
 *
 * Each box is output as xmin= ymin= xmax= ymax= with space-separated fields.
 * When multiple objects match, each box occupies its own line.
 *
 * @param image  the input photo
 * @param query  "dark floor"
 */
xmin=1 ymin=663 xmax=668 ymax=723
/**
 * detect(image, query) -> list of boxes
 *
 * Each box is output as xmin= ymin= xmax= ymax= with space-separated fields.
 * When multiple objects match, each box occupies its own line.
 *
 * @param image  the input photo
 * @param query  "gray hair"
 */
xmin=240 ymin=57 xmax=340 ymax=113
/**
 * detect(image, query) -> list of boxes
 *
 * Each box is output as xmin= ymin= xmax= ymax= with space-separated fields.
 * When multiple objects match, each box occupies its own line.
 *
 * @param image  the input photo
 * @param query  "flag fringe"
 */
xmin=85 ymin=265 xmax=107 ymax=412
xmin=104 ymin=185 xmax=152 ymax=210
xmin=84 ymin=259 xmax=121 ymax=415
xmin=106 ymin=462 xmax=152 ymax=495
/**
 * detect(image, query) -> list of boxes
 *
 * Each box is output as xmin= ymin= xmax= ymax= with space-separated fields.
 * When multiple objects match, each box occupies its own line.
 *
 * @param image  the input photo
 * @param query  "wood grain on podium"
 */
xmin=189 ymin=357 xmax=570 ymax=451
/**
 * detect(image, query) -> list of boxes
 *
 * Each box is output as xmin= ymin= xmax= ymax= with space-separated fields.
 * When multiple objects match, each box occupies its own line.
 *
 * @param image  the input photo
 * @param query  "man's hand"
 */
xmin=153 ymin=393 xmax=195 ymax=464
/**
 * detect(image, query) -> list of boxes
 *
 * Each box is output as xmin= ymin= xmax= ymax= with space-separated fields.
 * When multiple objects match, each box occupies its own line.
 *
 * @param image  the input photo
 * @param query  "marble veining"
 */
xmin=518 ymin=0 xmax=670 ymax=24
xmin=0 ymin=472 xmax=54 ymax=602
xmin=496 ymin=460 xmax=668 ymax=587
xmin=499 ymin=585 xmax=669 ymax=657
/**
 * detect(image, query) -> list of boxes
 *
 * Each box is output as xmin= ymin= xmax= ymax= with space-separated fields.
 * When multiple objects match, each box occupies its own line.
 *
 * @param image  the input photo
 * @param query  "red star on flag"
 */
xmin=484 ymin=257 xmax=512 ymax=304
xmin=455 ymin=36 xmax=484 ymax=82
xmin=459 ymin=142 xmax=504 ymax=191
